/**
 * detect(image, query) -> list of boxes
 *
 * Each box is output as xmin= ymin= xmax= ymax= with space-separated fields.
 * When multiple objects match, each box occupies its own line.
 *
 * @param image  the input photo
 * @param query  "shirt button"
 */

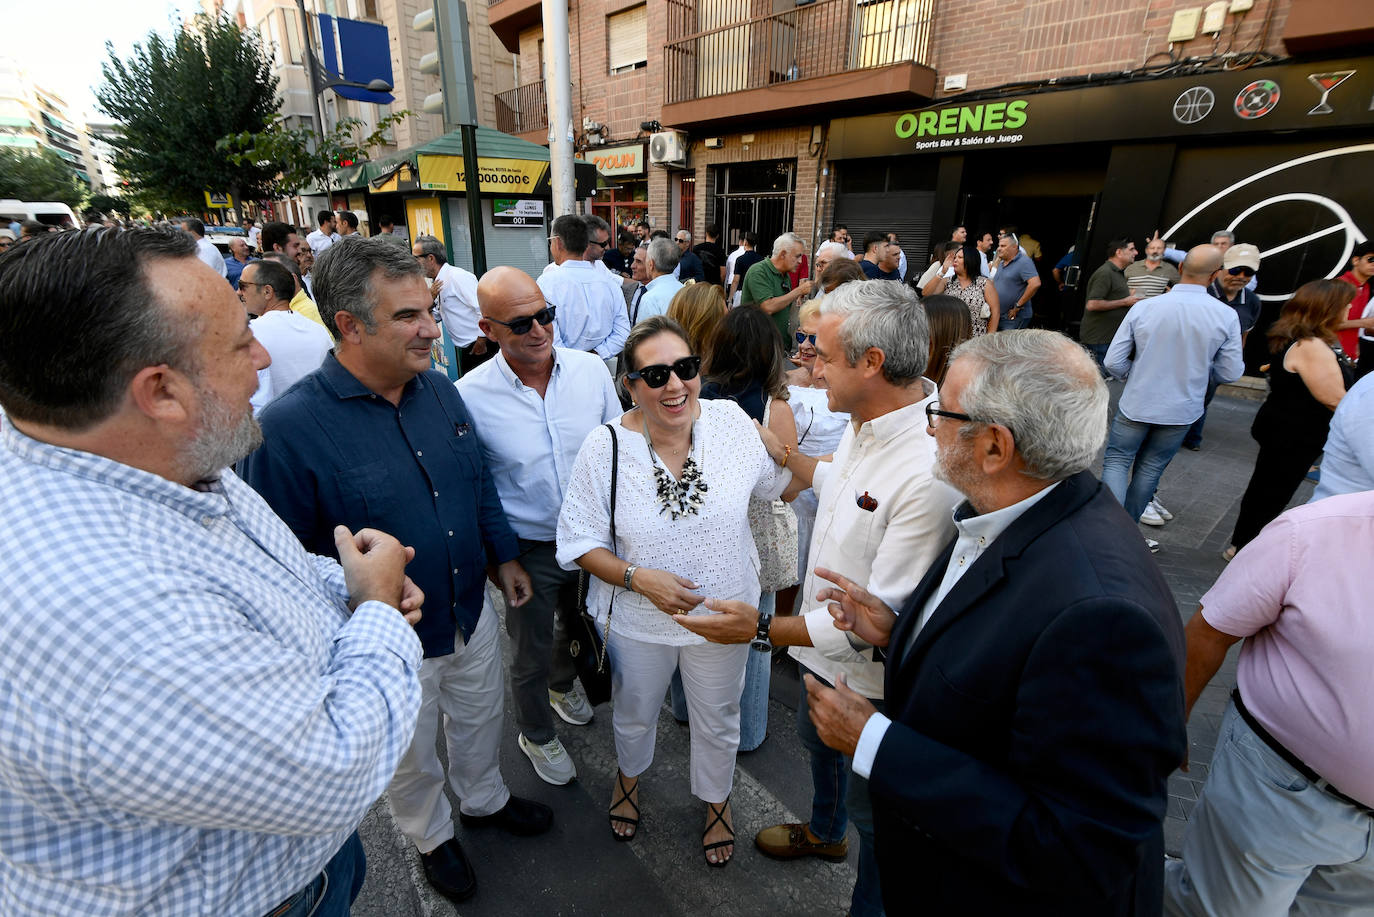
xmin=201 ymin=516 xmax=214 ymax=527
xmin=433 ymin=491 xmax=439 ymax=498
xmin=453 ymin=568 xmax=459 ymax=574
xmin=448 ymin=530 xmax=454 ymax=537
xmin=416 ymin=450 xmax=423 ymax=457
xmin=977 ymin=536 xmax=986 ymax=546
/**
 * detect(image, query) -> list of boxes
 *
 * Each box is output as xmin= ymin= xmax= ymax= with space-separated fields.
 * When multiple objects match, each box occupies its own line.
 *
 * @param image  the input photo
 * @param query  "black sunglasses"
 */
xmin=627 ymin=355 xmax=702 ymax=388
xmin=795 ymin=331 xmax=817 ymax=346
xmin=1227 ymin=266 xmax=1256 ymax=277
xmin=487 ymin=305 xmax=556 ymax=335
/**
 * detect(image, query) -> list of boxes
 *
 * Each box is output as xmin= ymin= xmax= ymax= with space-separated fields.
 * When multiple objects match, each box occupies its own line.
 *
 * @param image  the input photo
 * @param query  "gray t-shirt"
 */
xmin=992 ymin=252 xmax=1038 ymax=312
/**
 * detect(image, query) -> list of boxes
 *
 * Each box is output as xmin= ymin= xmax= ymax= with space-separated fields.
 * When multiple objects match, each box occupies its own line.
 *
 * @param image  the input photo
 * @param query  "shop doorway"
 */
xmin=711 ymin=160 xmax=796 ymax=254
xmin=960 ymin=193 xmax=1097 ymax=332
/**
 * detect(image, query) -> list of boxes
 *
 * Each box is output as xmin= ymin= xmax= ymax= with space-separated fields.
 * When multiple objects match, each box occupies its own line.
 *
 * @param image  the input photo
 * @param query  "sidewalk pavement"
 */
xmin=353 ymin=385 xmax=1290 ymax=913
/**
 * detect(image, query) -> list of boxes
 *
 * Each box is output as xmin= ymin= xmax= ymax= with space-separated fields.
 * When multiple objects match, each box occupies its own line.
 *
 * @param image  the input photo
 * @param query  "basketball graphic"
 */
xmin=1173 ymin=87 xmax=1215 ymax=124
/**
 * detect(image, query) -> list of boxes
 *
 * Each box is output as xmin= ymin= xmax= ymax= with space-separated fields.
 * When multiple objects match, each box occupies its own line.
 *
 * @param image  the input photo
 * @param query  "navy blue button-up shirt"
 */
xmin=242 ymin=352 xmax=520 ymax=657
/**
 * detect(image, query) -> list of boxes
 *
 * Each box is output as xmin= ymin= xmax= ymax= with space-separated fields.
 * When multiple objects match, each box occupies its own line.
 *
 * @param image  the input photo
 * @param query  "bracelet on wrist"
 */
xmin=780 ymin=444 xmax=793 ymax=468
xmin=623 ymin=563 xmax=639 ymax=591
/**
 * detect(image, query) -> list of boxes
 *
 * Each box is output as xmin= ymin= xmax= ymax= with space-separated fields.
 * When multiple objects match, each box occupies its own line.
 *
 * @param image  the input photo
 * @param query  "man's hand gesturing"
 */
xmin=335 ymin=525 xmax=413 ymax=616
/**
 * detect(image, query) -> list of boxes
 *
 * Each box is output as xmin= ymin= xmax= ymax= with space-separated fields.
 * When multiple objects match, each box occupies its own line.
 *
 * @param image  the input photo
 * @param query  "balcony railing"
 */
xmin=495 ymin=80 xmax=549 ymax=135
xmin=665 ymin=0 xmax=934 ymax=105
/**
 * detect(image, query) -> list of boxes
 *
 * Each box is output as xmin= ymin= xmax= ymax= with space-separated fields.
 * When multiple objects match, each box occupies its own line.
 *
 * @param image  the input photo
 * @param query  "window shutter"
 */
xmin=608 ymin=5 xmax=648 ymax=73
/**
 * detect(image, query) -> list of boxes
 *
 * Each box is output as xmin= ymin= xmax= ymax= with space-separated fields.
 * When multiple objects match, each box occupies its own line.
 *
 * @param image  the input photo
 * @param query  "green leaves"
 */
xmin=96 ymin=14 xmax=280 ymax=211
xmin=218 ymin=110 xmax=411 ymax=198
xmin=0 ymin=148 xmax=88 ymax=208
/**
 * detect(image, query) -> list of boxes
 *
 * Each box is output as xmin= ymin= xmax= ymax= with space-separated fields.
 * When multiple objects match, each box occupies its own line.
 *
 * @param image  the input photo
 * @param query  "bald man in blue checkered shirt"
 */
xmin=0 ymin=227 xmax=425 ymax=917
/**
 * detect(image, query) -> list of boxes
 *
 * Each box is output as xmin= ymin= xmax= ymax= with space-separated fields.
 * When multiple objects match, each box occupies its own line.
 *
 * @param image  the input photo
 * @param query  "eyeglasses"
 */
xmin=487 ymin=304 xmax=556 ymax=335
xmin=1226 ymin=266 xmax=1256 ymax=277
xmin=626 ymin=355 xmax=702 ymax=388
xmin=795 ymin=331 xmax=817 ymax=346
xmin=925 ymin=400 xmax=1013 ymax=439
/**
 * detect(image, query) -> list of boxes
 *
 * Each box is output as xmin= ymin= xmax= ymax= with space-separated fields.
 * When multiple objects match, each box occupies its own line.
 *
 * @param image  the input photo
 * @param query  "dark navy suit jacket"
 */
xmin=872 ymin=470 xmax=1185 ymax=916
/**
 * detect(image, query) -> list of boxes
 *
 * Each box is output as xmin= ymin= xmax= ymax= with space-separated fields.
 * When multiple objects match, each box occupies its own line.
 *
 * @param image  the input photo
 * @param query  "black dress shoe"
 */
xmin=420 ymin=838 xmax=476 ymax=902
xmin=458 ymin=795 xmax=554 ymax=836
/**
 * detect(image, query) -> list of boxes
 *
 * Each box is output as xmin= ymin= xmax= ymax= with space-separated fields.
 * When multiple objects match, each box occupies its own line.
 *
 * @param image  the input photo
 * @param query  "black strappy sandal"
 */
xmin=608 ymin=772 xmax=640 ymax=842
xmin=702 ymin=796 xmax=734 ymax=868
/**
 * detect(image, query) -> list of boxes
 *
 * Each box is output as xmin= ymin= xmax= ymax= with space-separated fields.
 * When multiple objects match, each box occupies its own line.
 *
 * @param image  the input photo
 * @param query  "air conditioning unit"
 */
xmin=649 ymin=130 xmax=688 ymax=167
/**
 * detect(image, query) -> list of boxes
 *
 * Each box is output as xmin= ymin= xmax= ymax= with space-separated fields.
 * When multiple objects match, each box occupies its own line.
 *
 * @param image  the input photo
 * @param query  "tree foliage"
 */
xmin=97 ymin=14 xmax=280 ymax=211
xmin=0 ymin=148 xmax=88 ymax=208
xmin=219 ymin=111 xmax=411 ymax=199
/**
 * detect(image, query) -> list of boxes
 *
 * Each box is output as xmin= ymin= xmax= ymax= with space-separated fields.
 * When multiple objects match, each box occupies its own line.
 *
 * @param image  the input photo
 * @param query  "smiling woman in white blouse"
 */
xmin=556 ymin=315 xmax=789 ymax=868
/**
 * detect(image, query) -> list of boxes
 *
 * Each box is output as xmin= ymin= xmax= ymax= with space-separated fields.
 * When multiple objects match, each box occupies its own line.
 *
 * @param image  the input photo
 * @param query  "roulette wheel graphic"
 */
xmin=1235 ymin=80 xmax=1280 ymax=119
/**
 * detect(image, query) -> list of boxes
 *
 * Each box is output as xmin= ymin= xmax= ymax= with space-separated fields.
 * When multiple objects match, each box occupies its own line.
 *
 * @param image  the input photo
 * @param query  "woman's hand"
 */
xmin=754 ymin=418 xmax=786 ymax=464
xmin=631 ymin=567 xmax=704 ymax=614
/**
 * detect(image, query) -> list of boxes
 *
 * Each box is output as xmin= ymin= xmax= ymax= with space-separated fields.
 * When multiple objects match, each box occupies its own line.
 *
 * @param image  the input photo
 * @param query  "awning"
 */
xmin=315 ymin=126 xmax=597 ymax=197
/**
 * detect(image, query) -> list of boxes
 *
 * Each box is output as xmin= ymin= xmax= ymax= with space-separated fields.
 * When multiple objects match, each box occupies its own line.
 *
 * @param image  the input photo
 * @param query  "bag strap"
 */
xmin=607 ymin=422 xmax=619 ymax=551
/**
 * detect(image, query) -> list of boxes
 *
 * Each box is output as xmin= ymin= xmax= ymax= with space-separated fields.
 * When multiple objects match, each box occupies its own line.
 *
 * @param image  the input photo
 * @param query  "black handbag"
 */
xmin=565 ymin=423 xmax=619 ymax=707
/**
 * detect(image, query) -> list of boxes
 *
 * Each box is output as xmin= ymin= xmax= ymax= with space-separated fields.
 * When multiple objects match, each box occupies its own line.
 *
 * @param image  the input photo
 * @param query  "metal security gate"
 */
xmin=711 ymin=160 xmax=796 ymax=254
xmin=832 ymin=190 xmax=935 ymax=281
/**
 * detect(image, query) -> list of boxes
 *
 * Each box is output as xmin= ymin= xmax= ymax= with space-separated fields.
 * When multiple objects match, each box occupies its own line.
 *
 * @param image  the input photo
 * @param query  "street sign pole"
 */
xmin=433 ymin=0 xmax=487 ymax=275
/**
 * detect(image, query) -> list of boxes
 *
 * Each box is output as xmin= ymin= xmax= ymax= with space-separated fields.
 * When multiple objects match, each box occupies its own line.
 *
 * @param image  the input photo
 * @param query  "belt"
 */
xmin=1231 ymin=689 xmax=1372 ymax=814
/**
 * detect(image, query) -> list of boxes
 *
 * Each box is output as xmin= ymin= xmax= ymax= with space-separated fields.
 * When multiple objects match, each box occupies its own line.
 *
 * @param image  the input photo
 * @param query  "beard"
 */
xmin=180 ymin=380 xmax=263 ymax=482
xmin=932 ymin=433 xmax=978 ymax=498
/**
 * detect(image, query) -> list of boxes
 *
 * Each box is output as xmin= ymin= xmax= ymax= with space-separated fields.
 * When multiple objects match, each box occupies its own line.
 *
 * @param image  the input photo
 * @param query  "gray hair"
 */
xmin=414 ymin=234 xmax=447 ymax=265
xmin=772 ymin=231 xmax=804 ymax=258
xmin=819 ymin=279 xmax=929 ymax=386
xmin=583 ymin=214 xmax=612 ymax=238
xmin=815 ymin=240 xmax=848 ymax=261
xmin=950 ymin=330 xmax=1108 ymax=481
xmin=1210 ymin=230 xmax=1235 ymax=245
xmin=647 ymin=237 xmax=680 ymax=274
xmin=676 ymin=229 xmax=693 ymax=244
xmin=313 ymin=236 xmax=425 ymax=341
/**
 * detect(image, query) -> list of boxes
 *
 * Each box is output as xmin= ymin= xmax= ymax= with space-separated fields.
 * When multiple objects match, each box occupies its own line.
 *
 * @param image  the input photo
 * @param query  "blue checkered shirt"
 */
xmin=0 ymin=420 xmax=424 ymax=916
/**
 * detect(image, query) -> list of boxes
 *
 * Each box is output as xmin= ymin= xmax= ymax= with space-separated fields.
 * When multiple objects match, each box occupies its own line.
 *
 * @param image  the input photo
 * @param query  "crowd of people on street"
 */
xmin=0 ymin=209 xmax=1371 ymax=917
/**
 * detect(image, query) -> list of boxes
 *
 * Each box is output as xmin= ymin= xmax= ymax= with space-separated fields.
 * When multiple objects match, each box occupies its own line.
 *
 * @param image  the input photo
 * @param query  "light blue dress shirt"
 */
xmin=637 ymin=273 xmax=684 ymax=321
xmin=1311 ymin=372 xmax=1374 ymax=502
xmin=458 ymin=347 xmax=622 ymax=540
xmin=1106 ymin=283 xmax=1244 ymax=426
xmin=539 ymin=259 xmax=631 ymax=358
xmin=0 ymin=420 xmax=423 ymax=917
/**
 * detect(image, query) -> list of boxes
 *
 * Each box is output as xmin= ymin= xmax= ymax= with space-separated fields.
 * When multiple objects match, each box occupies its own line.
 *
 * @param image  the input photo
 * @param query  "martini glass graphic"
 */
xmin=1307 ymin=71 xmax=1355 ymax=115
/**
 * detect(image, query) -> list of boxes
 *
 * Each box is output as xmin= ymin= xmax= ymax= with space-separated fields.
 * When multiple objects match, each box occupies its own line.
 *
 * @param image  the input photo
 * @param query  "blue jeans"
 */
xmin=797 ymin=667 xmax=885 ymax=917
xmin=267 ymin=832 xmax=365 ymax=917
xmin=1182 ymin=378 xmax=1219 ymax=449
xmin=998 ymin=304 xmax=1033 ymax=330
xmin=1086 ymin=343 xmax=1112 ymax=378
xmin=738 ymin=592 xmax=774 ymax=751
xmin=1101 ymin=412 xmax=1190 ymax=522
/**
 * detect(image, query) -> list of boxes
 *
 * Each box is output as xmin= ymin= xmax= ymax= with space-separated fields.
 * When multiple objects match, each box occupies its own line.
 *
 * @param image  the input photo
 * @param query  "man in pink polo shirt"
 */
xmin=1165 ymin=491 xmax=1374 ymax=915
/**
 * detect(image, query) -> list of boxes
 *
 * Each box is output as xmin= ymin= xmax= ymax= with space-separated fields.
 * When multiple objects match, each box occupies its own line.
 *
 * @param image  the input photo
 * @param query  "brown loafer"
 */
xmin=754 ymin=822 xmax=849 ymax=862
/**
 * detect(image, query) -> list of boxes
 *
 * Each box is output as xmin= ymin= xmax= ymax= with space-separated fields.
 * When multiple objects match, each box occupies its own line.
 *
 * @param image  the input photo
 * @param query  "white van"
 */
xmin=0 ymin=200 xmax=80 ymax=231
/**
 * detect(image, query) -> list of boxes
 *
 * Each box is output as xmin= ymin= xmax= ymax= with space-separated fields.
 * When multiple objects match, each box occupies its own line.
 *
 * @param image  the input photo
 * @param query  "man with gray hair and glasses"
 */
xmin=242 ymin=237 xmax=550 ymax=906
xmin=742 ymin=231 xmax=814 ymax=347
xmin=678 ymin=280 xmax=961 ymax=917
xmin=789 ymin=330 xmax=1186 ymax=915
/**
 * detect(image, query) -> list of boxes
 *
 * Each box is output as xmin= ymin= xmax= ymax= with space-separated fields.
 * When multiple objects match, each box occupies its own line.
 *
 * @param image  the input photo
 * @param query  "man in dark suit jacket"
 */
xmin=807 ymin=329 xmax=1187 ymax=916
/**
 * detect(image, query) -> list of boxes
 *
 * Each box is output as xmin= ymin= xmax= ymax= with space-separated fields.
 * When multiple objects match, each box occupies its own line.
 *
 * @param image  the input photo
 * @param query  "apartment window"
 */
xmin=608 ymin=5 xmax=648 ymax=75
xmin=283 ymin=10 xmax=304 ymax=65
xmin=265 ymin=15 xmax=284 ymax=69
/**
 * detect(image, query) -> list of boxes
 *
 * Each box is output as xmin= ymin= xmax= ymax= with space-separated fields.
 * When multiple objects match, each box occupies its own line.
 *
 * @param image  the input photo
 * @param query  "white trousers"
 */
xmin=608 ymin=629 xmax=749 ymax=804
xmin=388 ymin=598 xmax=510 ymax=853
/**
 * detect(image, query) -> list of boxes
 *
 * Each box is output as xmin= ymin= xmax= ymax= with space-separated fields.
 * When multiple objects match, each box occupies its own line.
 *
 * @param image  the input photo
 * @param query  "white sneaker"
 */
xmin=1145 ymin=537 xmax=1160 ymax=554
xmin=549 ymin=686 xmax=593 ymax=726
xmin=1150 ymin=498 xmax=1173 ymax=521
xmin=1139 ymin=504 xmax=1165 ymax=527
xmin=518 ymin=734 xmax=576 ymax=785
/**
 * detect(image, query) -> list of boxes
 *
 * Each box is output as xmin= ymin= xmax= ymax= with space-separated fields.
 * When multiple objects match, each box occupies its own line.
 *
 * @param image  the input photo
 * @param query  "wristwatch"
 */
xmin=750 ymin=612 xmax=774 ymax=652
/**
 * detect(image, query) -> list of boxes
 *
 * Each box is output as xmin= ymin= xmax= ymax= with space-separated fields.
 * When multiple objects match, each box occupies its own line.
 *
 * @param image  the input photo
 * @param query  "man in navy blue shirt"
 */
xmin=242 ymin=237 xmax=549 ymax=905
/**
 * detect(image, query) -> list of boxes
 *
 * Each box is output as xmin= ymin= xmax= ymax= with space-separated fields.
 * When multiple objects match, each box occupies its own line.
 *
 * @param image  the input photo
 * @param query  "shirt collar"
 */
xmin=558 ymin=259 xmax=593 ymax=272
xmin=318 ymin=351 xmax=425 ymax=402
xmin=493 ymin=347 xmax=564 ymax=392
xmin=646 ymin=273 xmax=677 ymax=289
xmin=854 ymin=378 xmax=936 ymax=445
xmin=951 ymin=480 xmax=1061 ymax=543
xmin=1 ymin=416 xmax=231 ymax=517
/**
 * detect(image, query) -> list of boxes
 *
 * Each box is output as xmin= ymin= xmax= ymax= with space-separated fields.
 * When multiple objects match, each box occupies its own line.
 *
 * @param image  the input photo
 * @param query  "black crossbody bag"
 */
xmin=564 ymin=424 xmax=619 ymax=706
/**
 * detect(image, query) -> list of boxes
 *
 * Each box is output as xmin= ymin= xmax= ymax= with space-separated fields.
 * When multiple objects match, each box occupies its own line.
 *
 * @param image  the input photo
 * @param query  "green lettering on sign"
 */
xmin=983 ymin=102 xmax=1006 ymax=131
xmin=957 ymin=107 xmax=983 ymax=133
xmin=1005 ymin=99 xmax=1028 ymax=129
xmin=895 ymin=113 xmax=918 ymax=138
xmin=938 ymin=107 xmax=959 ymax=135
xmin=918 ymin=111 xmax=939 ymax=137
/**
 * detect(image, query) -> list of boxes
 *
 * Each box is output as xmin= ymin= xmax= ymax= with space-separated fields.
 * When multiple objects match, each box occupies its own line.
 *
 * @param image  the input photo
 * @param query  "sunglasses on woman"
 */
xmin=795 ymin=331 xmax=817 ymax=346
xmin=488 ymin=304 xmax=556 ymax=335
xmin=626 ymin=355 xmax=701 ymax=388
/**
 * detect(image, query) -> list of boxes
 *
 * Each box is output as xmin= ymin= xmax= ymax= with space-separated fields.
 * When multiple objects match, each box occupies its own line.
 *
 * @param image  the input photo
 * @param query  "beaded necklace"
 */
xmin=644 ymin=423 xmax=708 ymax=520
